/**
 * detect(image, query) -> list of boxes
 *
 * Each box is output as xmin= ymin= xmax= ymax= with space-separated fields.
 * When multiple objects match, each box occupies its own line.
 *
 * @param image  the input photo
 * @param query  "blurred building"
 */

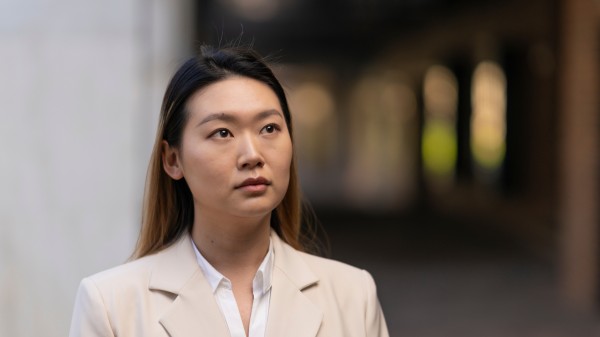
xmin=198 ymin=0 xmax=599 ymax=307
xmin=1 ymin=0 xmax=598 ymax=336
xmin=195 ymin=0 xmax=600 ymax=334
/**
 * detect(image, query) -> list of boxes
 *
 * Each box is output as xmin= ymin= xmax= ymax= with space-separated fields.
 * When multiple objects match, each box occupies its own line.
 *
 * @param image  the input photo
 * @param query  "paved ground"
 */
xmin=319 ymin=211 xmax=600 ymax=337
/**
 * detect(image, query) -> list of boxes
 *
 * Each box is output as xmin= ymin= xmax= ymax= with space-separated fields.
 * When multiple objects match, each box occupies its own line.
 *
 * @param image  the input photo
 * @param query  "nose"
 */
xmin=237 ymin=134 xmax=264 ymax=170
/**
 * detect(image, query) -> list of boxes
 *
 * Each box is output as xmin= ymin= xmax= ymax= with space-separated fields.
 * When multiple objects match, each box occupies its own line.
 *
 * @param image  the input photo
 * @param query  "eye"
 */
xmin=261 ymin=123 xmax=280 ymax=134
xmin=210 ymin=129 xmax=232 ymax=138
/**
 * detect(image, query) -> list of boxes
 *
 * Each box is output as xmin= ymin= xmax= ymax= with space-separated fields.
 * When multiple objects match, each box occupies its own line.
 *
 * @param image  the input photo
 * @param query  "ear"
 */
xmin=162 ymin=140 xmax=184 ymax=180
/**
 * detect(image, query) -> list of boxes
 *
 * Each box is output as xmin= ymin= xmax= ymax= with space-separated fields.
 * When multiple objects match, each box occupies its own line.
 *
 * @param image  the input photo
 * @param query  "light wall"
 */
xmin=0 ymin=1 xmax=192 ymax=336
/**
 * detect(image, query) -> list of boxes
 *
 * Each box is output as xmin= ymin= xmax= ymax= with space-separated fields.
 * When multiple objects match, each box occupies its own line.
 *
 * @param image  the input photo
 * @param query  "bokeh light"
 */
xmin=470 ymin=61 xmax=507 ymax=180
xmin=422 ymin=65 xmax=458 ymax=190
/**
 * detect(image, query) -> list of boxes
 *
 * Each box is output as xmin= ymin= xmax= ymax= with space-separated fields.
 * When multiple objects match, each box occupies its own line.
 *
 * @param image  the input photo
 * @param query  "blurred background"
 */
xmin=1 ymin=0 xmax=599 ymax=336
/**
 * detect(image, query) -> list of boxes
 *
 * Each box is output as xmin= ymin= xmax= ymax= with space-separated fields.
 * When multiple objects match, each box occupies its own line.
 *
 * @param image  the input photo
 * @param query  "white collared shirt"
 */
xmin=192 ymin=239 xmax=274 ymax=337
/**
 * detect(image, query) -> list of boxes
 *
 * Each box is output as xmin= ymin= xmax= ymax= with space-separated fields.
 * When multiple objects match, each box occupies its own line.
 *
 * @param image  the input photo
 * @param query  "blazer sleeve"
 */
xmin=69 ymin=277 xmax=115 ymax=337
xmin=362 ymin=270 xmax=390 ymax=337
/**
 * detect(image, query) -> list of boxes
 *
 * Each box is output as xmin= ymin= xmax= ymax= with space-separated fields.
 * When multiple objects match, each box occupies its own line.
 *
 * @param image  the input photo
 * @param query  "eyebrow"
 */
xmin=196 ymin=109 xmax=284 ymax=127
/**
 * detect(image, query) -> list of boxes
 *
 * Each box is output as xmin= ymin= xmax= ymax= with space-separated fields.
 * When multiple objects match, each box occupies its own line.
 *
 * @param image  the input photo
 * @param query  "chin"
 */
xmin=232 ymin=202 xmax=279 ymax=219
xmin=234 ymin=208 xmax=275 ymax=219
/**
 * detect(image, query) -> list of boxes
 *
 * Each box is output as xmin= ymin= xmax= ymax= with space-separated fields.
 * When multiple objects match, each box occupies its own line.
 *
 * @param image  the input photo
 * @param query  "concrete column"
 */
xmin=0 ymin=1 xmax=193 ymax=336
xmin=558 ymin=0 xmax=600 ymax=310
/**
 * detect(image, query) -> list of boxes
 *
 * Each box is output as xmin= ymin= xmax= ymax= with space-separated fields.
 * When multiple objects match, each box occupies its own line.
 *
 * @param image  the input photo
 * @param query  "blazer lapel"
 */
xmin=266 ymin=234 xmax=323 ymax=337
xmin=147 ymin=232 xmax=323 ymax=337
xmin=149 ymin=234 xmax=230 ymax=337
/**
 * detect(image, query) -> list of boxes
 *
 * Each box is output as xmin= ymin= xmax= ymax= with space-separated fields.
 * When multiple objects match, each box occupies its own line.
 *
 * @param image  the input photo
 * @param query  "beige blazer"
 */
xmin=69 ymin=232 xmax=389 ymax=337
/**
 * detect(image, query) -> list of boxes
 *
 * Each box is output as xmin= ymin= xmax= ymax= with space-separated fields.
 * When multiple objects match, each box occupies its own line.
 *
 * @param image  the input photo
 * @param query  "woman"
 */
xmin=69 ymin=45 xmax=389 ymax=337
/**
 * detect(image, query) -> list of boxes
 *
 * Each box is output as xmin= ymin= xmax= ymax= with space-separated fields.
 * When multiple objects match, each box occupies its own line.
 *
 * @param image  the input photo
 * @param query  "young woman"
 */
xmin=69 ymin=46 xmax=389 ymax=337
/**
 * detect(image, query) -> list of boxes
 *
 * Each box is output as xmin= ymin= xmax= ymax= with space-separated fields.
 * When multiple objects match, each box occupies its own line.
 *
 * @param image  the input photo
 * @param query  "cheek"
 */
xmin=181 ymin=145 xmax=231 ymax=187
xmin=275 ymin=139 xmax=293 ymax=181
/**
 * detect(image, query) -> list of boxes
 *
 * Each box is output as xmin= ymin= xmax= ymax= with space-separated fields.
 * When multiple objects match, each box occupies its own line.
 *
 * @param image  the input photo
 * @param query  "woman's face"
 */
xmin=164 ymin=76 xmax=292 ymax=221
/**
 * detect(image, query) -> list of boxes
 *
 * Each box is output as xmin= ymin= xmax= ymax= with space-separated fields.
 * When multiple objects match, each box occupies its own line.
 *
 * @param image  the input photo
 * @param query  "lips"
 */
xmin=235 ymin=177 xmax=271 ymax=189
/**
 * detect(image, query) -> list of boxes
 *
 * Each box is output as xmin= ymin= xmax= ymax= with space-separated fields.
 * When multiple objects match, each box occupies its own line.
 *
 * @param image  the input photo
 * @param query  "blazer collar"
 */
xmin=270 ymin=232 xmax=319 ymax=290
xmin=266 ymin=233 xmax=323 ymax=336
xmin=147 ymin=231 xmax=323 ymax=337
xmin=149 ymin=234 xmax=230 ymax=336
xmin=148 ymin=233 xmax=200 ymax=293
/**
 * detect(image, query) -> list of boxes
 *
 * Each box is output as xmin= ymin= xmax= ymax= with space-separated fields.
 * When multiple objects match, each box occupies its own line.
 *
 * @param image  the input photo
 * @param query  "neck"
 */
xmin=191 ymin=210 xmax=271 ymax=278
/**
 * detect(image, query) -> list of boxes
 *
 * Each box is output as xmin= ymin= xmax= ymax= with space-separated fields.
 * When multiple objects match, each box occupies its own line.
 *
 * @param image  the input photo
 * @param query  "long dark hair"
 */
xmin=132 ymin=45 xmax=309 ymax=258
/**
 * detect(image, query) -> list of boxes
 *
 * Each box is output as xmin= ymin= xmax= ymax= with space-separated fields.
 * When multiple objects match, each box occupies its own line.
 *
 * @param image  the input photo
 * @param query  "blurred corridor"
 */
xmin=1 ymin=0 xmax=599 ymax=336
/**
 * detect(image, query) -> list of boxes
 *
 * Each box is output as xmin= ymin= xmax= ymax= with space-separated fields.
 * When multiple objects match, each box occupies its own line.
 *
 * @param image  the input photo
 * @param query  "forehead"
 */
xmin=186 ymin=76 xmax=282 ymax=119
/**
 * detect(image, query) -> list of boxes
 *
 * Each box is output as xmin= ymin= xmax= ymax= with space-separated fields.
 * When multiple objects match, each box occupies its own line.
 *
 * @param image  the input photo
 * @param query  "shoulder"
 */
xmin=272 ymin=233 xmax=377 ymax=297
xmin=70 ymin=236 xmax=202 ymax=336
xmin=298 ymin=251 xmax=365 ymax=279
xmin=75 ymin=246 xmax=180 ymax=314
xmin=82 ymin=235 xmax=196 ymax=295
xmin=286 ymin=248 xmax=389 ymax=336
xmin=70 ymin=253 xmax=165 ymax=337
xmin=287 ymin=248 xmax=380 ymax=313
xmin=296 ymin=251 xmax=377 ymax=291
xmin=84 ymin=253 xmax=158 ymax=291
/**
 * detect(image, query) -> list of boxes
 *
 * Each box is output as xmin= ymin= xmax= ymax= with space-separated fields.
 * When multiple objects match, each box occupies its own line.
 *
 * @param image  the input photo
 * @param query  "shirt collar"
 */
xmin=192 ymin=237 xmax=274 ymax=295
xmin=254 ymin=238 xmax=274 ymax=295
